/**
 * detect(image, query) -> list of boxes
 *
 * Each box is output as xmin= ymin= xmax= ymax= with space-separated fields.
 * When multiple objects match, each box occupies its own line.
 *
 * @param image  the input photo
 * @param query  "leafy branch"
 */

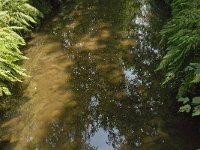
xmin=157 ymin=0 xmax=200 ymax=116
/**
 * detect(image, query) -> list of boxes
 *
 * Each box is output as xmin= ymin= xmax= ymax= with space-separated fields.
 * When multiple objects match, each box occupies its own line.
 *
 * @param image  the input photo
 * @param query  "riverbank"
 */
xmin=0 ymin=0 xmax=63 ymax=123
xmin=0 ymin=0 xmax=63 ymax=98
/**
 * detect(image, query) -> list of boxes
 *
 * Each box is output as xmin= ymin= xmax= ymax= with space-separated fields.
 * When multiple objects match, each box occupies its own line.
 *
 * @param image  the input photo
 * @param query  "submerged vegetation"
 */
xmin=158 ymin=0 xmax=200 ymax=116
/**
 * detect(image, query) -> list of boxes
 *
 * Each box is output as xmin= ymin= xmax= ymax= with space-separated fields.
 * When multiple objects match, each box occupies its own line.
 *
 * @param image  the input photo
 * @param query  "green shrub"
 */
xmin=157 ymin=0 xmax=200 ymax=116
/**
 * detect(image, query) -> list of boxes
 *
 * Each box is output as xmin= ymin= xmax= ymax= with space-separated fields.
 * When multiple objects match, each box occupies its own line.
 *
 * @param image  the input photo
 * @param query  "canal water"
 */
xmin=0 ymin=0 xmax=200 ymax=149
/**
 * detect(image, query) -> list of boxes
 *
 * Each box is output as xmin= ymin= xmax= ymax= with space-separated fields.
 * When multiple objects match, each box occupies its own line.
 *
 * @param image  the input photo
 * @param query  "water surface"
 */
xmin=0 ymin=0 xmax=200 ymax=150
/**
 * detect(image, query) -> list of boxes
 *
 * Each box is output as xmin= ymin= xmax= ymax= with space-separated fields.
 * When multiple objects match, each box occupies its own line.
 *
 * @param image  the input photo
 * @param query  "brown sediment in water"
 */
xmin=0 ymin=9 xmax=133 ymax=149
xmin=0 ymin=32 xmax=76 ymax=149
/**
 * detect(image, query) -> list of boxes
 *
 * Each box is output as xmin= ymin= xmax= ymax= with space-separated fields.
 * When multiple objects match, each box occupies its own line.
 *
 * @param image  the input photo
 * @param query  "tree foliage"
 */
xmin=0 ymin=0 xmax=42 ymax=96
xmin=30 ymin=0 xmax=52 ymax=15
xmin=157 ymin=0 xmax=200 ymax=116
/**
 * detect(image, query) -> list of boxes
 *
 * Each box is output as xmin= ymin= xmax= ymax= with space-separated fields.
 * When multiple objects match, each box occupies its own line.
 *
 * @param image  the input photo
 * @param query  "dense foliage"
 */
xmin=157 ymin=0 xmax=200 ymax=116
xmin=30 ymin=0 xmax=53 ymax=15
xmin=0 ymin=0 xmax=42 ymax=96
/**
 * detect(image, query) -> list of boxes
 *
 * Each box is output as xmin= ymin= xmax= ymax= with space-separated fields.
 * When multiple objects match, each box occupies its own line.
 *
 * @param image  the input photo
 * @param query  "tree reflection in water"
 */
xmin=38 ymin=0 xmax=199 ymax=150
xmin=1 ymin=0 xmax=200 ymax=149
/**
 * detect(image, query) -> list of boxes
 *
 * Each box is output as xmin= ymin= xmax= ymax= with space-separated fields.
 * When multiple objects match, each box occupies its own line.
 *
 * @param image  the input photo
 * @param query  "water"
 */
xmin=0 ymin=0 xmax=200 ymax=149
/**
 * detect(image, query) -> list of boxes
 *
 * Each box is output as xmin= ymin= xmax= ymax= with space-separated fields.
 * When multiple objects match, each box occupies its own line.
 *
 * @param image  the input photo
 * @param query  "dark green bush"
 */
xmin=157 ymin=0 xmax=200 ymax=116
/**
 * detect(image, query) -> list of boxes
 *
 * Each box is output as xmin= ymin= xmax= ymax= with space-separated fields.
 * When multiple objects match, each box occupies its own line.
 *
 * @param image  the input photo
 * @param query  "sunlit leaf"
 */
xmin=192 ymin=97 xmax=200 ymax=105
xmin=178 ymin=97 xmax=189 ymax=104
xmin=192 ymin=106 xmax=200 ymax=116
xmin=0 ymin=0 xmax=42 ymax=95
xmin=179 ymin=104 xmax=191 ymax=113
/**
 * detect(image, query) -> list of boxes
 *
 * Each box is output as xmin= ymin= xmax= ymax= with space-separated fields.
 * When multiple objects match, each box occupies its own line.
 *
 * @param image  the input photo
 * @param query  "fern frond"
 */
xmin=0 ymin=82 xmax=11 ymax=96
xmin=158 ymin=0 xmax=200 ymax=116
xmin=157 ymin=0 xmax=200 ymax=85
xmin=0 ymin=0 xmax=43 ymax=31
xmin=0 ymin=0 xmax=43 ymax=95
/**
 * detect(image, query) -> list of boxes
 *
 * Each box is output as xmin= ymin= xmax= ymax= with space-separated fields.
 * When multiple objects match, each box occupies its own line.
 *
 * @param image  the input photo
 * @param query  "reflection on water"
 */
xmin=89 ymin=128 xmax=115 ymax=150
xmin=0 ymin=0 xmax=200 ymax=150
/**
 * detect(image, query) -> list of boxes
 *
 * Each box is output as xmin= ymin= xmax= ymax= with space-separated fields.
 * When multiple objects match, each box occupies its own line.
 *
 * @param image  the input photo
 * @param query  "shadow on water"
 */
xmin=0 ymin=0 xmax=200 ymax=150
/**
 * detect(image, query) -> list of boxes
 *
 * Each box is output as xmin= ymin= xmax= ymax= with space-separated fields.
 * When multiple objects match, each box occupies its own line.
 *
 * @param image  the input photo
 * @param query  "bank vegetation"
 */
xmin=158 ymin=0 xmax=200 ymax=116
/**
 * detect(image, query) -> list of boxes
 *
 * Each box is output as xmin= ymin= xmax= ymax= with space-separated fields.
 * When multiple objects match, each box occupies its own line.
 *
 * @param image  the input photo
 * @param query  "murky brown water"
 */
xmin=0 ymin=0 xmax=200 ymax=150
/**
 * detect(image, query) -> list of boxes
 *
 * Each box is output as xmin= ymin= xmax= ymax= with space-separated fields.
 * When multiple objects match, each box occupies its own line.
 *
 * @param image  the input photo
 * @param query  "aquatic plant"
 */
xmin=157 ymin=0 xmax=200 ymax=116
xmin=0 ymin=0 xmax=42 ymax=95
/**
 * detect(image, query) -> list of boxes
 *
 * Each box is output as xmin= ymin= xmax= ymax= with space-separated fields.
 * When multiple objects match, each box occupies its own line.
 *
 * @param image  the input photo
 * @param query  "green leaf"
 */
xmin=179 ymin=104 xmax=191 ymax=113
xmin=0 ymin=0 xmax=42 ymax=96
xmin=192 ymin=106 xmax=200 ymax=116
xmin=192 ymin=110 xmax=200 ymax=116
xmin=191 ymin=74 xmax=200 ymax=84
xmin=0 ymin=82 xmax=11 ymax=96
xmin=185 ymin=65 xmax=193 ymax=71
xmin=177 ymin=97 xmax=189 ymax=104
xmin=192 ymin=97 xmax=200 ymax=105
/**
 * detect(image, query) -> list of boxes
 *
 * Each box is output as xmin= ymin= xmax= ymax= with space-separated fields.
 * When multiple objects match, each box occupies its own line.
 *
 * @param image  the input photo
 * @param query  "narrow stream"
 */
xmin=0 ymin=0 xmax=200 ymax=150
